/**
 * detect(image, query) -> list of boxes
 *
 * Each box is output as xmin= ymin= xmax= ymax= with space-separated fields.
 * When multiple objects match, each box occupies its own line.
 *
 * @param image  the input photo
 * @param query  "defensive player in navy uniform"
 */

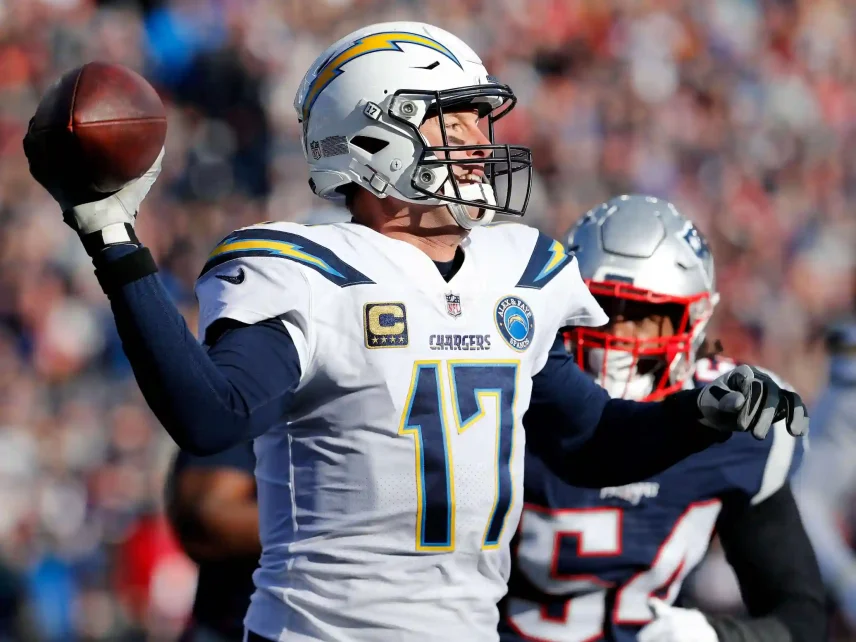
xmin=167 ymin=443 xmax=258 ymax=642
xmin=25 ymin=22 xmax=807 ymax=642
xmin=501 ymin=196 xmax=824 ymax=642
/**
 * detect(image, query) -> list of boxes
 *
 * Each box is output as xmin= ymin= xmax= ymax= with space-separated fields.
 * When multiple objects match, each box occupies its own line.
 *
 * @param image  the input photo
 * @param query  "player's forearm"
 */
xmin=527 ymin=386 xmax=727 ymax=487
xmin=566 ymin=392 xmax=728 ymax=487
xmin=526 ymin=338 xmax=729 ymax=487
xmin=94 ymin=246 xmax=298 ymax=454
xmin=716 ymin=486 xmax=826 ymax=642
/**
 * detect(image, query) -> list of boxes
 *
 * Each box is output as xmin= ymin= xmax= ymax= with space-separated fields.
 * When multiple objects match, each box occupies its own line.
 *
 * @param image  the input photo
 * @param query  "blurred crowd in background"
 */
xmin=1 ymin=0 xmax=855 ymax=639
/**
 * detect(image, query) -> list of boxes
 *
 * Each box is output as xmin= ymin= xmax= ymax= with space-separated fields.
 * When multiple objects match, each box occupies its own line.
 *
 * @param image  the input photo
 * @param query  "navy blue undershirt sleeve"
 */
xmin=96 ymin=246 xmax=301 ymax=455
xmin=526 ymin=334 xmax=728 ymax=487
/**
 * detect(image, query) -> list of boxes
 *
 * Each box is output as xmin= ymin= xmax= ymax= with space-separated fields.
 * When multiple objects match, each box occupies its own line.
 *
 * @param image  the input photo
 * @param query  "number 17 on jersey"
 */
xmin=399 ymin=360 xmax=520 ymax=551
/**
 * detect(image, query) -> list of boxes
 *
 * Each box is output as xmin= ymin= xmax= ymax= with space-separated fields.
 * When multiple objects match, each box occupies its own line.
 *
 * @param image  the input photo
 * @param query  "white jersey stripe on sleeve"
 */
xmin=750 ymin=421 xmax=796 ymax=505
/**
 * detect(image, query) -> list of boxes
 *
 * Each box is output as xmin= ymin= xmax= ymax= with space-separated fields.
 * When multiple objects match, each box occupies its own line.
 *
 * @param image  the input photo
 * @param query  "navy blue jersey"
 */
xmin=499 ymin=357 xmax=804 ymax=642
xmin=171 ymin=443 xmax=257 ymax=639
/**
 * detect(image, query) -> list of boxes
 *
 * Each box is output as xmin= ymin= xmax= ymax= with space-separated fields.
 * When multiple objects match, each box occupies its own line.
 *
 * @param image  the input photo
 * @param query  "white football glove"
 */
xmin=696 ymin=364 xmax=808 ymax=440
xmin=62 ymin=146 xmax=163 ymax=236
xmin=638 ymin=598 xmax=719 ymax=642
xmin=25 ymin=131 xmax=163 ymax=254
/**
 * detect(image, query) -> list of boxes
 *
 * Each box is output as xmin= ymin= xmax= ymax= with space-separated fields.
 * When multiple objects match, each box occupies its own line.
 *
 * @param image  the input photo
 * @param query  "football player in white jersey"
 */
xmin=25 ymin=21 xmax=807 ymax=642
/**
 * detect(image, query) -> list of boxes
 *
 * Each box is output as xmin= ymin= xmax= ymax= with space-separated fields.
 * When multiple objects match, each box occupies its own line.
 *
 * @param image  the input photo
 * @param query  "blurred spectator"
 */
xmin=1 ymin=0 xmax=855 ymax=638
xmin=795 ymin=321 xmax=856 ymax=641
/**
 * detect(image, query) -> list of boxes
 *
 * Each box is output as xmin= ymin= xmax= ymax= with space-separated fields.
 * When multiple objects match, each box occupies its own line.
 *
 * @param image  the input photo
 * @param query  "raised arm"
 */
xmin=100 ymin=245 xmax=302 ymax=454
xmin=25 ymin=149 xmax=302 ymax=455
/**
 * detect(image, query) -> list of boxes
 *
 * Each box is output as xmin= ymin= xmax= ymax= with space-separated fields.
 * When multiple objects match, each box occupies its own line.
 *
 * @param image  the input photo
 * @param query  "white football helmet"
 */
xmin=293 ymin=21 xmax=533 ymax=229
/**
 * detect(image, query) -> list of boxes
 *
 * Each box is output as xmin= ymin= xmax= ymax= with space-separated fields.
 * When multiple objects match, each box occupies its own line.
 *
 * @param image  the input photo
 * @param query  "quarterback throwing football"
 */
xmin=25 ymin=22 xmax=807 ymax=642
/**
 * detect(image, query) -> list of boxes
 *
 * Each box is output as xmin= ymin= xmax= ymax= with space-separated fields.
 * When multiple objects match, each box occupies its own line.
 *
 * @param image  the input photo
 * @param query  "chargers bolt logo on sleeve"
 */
xmin=495 ymin=296 xmax=535 ymax=351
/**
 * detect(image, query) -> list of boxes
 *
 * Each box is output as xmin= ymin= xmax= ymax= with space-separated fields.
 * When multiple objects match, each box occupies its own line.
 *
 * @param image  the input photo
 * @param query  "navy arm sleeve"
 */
xmin=525 ymin=335 xmax=728 ymax=487
xmin=97 ymin=247 xmax=301 ymax=455
xmin=708 ymin=484 xmax=827 ymax=642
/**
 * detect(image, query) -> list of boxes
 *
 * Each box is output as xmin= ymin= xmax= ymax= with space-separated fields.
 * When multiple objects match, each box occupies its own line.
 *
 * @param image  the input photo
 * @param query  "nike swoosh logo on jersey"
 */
xmin=215 ymin=268 xmax=245 ymax=285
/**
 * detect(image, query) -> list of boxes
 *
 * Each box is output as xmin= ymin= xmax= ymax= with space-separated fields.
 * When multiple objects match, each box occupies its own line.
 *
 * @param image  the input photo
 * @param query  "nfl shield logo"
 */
xmin=445 ymin=293 xmax=462 ymax=318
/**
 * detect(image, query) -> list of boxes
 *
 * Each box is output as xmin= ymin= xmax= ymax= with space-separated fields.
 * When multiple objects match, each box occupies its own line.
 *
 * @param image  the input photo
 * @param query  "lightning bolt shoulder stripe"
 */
xmin=515 ymin=232 xmax=574 ymax=290
xmin=301 ymin=31 xmax=463 ymax=120
xmin=200 ymin=228 xmax=374 ymax=287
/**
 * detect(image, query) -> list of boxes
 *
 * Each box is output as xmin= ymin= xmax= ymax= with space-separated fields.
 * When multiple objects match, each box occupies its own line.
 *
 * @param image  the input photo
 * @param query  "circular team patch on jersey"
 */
xmin=495 ymin=296 xmax=535 ymax=351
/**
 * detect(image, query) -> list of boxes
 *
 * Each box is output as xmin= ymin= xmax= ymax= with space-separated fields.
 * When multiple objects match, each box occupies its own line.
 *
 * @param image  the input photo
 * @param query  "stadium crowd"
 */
xmin=0 ymin=0 xmax=854 ymax=639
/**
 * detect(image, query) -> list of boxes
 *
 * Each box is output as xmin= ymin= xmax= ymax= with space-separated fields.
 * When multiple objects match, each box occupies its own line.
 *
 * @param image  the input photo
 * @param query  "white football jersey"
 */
xmin=195 ymin=220 xmax=607 ymax=642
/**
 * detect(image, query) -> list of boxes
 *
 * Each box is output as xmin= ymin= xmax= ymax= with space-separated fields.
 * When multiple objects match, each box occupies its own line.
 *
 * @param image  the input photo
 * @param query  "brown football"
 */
xmin=26 ymin=62 xmax=166 ymax=195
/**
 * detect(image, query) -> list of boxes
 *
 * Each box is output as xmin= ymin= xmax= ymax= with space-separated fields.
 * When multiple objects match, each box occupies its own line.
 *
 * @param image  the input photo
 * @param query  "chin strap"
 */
xmin=445 ymin=182 xmax=497 ymax=229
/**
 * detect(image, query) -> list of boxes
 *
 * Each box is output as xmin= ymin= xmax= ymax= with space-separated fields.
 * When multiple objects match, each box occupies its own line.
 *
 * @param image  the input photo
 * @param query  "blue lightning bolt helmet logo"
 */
xmin=301 ymin=31 xmax=463 ymax=121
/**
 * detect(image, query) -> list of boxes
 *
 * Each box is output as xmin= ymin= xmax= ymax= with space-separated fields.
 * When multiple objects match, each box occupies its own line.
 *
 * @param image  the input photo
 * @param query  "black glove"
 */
xmin=697 ymin=364 xmax=808 ymax=440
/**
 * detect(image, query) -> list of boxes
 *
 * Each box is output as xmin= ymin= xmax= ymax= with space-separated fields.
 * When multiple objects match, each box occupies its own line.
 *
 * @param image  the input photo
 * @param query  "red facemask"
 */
xmin=565 ymin=280 xmax=714 ymax=401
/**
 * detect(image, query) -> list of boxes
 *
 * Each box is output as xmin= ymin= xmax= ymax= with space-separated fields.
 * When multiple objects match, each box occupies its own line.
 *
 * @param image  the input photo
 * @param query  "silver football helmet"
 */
xmin=565 ymin=195 xmax=720 ymax=400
